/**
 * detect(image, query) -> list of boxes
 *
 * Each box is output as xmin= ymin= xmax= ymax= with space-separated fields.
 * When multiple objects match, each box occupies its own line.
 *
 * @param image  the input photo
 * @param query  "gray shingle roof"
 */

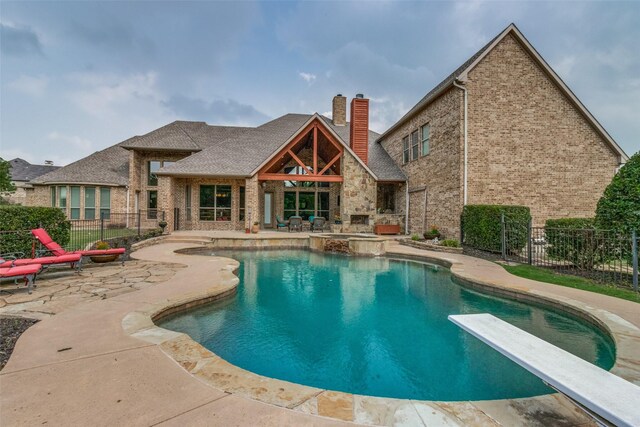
xmin=30 ymin=139 xmax=134 ymax=186
xmin=120 ymin=121 xmax=202 ymax=151
xmin=159 ymin=114 xmax=406 ymax=181
xmin=8 ymin=158 xmax=60 ymax=182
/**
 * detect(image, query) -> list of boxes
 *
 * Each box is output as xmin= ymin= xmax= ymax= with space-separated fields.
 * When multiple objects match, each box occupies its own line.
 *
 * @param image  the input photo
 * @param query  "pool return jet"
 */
xmin=449 ymin=313 xmax=640 ymax=427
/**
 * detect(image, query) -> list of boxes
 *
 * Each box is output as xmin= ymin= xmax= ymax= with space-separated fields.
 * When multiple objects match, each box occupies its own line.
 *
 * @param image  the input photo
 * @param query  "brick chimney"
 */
xmin=349 ymin=94 xmax=369 ymax=165
xmin=332 ymin=94 xmax=346 ymax=126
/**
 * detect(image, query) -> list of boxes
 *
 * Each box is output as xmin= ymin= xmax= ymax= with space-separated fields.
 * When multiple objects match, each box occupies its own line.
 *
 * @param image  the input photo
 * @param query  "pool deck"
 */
xmin=1 ymin=231 xmax=639 ymax=426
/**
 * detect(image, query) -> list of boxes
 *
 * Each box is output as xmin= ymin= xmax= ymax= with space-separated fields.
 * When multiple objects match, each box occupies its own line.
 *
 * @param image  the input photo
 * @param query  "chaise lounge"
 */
xmin=0 ymin=263 xmax=43 ymax=294
xmin=31 ymin=228 xmax=126 ymax=268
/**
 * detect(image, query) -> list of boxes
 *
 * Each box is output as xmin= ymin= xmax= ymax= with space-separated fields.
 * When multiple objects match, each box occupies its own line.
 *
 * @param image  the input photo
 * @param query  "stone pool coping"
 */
xmin=121 ymin=238 xmax=640 ymax=426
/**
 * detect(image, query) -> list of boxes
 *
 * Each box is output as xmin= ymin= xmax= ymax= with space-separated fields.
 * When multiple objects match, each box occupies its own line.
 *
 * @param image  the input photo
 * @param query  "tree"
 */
xmin=0 ymin=158 xmax=16 ymax=193
xmin=595 ymin=151 xmax=640 ymax=234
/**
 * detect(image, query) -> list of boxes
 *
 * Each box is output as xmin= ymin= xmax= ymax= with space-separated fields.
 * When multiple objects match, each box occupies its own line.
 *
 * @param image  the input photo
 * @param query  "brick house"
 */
xmin=26 ymin=24 xmax=628 ymax=237
xmin=3 ymin=158 xmax=59 ymax=205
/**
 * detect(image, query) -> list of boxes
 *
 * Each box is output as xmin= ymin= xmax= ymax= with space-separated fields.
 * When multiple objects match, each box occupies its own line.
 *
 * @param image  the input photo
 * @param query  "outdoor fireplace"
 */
xmin=350 ymin=215 xmax=369 ymax=225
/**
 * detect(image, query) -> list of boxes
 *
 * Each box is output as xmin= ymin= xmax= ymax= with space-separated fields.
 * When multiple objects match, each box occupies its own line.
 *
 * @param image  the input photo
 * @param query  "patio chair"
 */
xmin=0 ymin=263 xmax=42 ymax=294
xmin=275 ymin=215 xmax=289 ymax=231
xmin=288 ymin=216 xmax=303 ymax=232
xmin=31 ymin=228 xmax=126 ymax=268
xmin=311 ymin=217 xmax=326 ymax=232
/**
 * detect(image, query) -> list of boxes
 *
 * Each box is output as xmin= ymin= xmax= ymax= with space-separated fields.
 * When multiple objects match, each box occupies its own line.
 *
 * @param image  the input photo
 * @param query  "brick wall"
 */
xmin=465 ymin=33 xmax=620 ymax=225
xmin=341 ymin=150 xmax=377 ymax=233
xmin=25 ymin=184 xmax=127 ymax=220
xmin=380 ymin=88 xmax=464 ymax=238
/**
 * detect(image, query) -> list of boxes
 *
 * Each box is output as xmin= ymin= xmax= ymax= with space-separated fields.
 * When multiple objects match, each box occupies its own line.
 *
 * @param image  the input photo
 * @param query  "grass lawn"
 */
xmin=68 ymin=228 xmax=140 ymax=250
xmin=500 ymin=263 xmax=640 ymax=304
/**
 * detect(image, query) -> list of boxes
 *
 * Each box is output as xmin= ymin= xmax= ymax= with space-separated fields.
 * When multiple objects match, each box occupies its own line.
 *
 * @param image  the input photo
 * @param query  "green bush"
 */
xmin=596 ymin=151 xmax=640 ymax=234
xmin=440 ymin=239 xmax=460 ymax=248
xmin=461 ymin=205 xmax=531 ymax=252
xmin=0 ymin=206 xmax=70 ymax=256
xmin=545 ymin=218 xmax=605 ymax=269
xmin=411 ymin=234 xmax=421 ymax=241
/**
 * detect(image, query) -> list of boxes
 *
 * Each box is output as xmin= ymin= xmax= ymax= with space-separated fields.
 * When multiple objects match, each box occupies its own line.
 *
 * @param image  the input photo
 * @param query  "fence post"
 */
xmin=633 ymin=230 xmax=638 ymax=292
xmin=501 ymin=213 xmax=506 ymax=260
xmin=100 ymin=211 xmax=105 ymax=241
xmin=527 ymin=218 xmax=533 ymax=265
xmin=137 ymin=210 xmax=141 ymax=237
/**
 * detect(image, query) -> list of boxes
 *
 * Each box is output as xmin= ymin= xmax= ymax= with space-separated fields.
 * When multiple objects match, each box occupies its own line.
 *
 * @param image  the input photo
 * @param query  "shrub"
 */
xmin=545 ymin=218 xmax=605 ymax=269
xmin=596 ymin=151 xmax=640 ymax=235
xmin=411 ymin=234 xmax=421 ymax=241
xmin=0 ymin=206 xmax=70 ymax=256
xmin=440 ymin=239 xmax=460 ymax=248
xmin=94 ymin=241 xmax=110 ymax=250
xmin=461 ymin=205 xmax=531 ymax=252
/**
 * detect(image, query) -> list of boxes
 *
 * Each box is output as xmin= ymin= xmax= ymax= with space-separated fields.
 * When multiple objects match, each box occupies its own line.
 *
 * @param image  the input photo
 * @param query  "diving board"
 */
xmin=449 ymin=313 xmax=640 ymax=427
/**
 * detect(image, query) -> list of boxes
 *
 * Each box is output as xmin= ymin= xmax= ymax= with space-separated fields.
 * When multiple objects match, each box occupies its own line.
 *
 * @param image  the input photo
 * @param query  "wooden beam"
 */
xmin=259 ymin=122 xmax=315 ymax=173
xmin=258 ymin=173 xmax=343 ymax=182
xmin=319 ymin=152 xmax=341 ymax=175
xmin=313 ymin=125 xmax=318 ymax=175
xmin=287 ymin=149 xmax=307 ymax=172
xmin=316 ymin=124 xmax=345 ymax=152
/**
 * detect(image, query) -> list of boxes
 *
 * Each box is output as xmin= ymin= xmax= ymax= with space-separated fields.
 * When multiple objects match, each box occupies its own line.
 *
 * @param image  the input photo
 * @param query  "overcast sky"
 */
xmin=1 ymin=1 xmax=638 ymax=166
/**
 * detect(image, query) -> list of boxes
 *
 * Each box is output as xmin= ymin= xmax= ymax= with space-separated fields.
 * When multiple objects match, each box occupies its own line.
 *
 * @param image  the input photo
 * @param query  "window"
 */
xmin=421 ymin=124 xmax=430 ymax=156
xmin=284 ymin=192 xmax=297 ymax=219
xmin=58 ymin=186 xmax=67 ymax=210
xmin=377 ymin=184 xmax=396 ymax=213
xmin=411 ymin=130 xmax=419 ymax=160
xmin=199 ymin=185 xmax=231 ymax=221
xmin=85 ymin=187 xmax=96 ymax=220
xmin=147 ymin=190 xmax=158 ymax=219
xmin=185 ymin=185 xmax=192 ymax=221
xmin=239 ymin=187 xmax=245 ymax=221
xmin=283 ymin=190 xmax=329 ymax=220
xmin=100 ymin=187 xmax=111 ymax=219
xmin=50 ymin=187 xmax=56 ymax=207
xmin=70 ymin=186 xmax=80 ymax=219
xmin=402 ymin=136 xmax=410 ymax=164
xmin=147 ymin=161 xmax=161 ymax=186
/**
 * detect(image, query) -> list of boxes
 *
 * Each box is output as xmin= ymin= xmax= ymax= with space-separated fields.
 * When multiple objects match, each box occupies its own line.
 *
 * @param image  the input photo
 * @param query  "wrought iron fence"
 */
xmin=502 ymin=216 xmax=638 ymax=289
xmin=0 ymin=210 xmax=164 ymax=257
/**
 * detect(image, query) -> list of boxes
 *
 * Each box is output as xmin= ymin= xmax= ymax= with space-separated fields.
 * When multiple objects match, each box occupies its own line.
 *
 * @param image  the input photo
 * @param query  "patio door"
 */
xmin=263 ymin=192 xmax=274 ymax=228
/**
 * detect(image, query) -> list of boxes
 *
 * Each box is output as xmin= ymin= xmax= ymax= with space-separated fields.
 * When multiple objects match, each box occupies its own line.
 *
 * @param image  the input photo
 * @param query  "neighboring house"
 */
xmin=4 ymin=158 xmax=59 ymax=205
xmin=26 ymin=24 xmax=628 ymax=237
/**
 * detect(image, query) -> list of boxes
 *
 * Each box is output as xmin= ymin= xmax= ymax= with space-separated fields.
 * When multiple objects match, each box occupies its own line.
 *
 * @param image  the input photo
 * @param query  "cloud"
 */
xmin=0 ymin=22 xmax=43 ymax=56
xmin=68 ymin=71 xmax=163 ymax=118
xmin=299 ymin=72 xmax=316 ymax=83
xmin=164 ymin=95 xmax=270 ymax=126
xmin=8 ymin=75 xmax=49 ymax=96
xmin=47 ymin=131 xmax=94 ymax=151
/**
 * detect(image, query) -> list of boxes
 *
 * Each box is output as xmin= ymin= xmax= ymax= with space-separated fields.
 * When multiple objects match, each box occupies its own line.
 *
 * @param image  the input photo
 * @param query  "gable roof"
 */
xmin=158 ymin=113 xmax=406 ymax=181
xmin=377 ymin=23 xmax=628 ymax=162
xmin=8 ymin=158 xmax=60 ymax=182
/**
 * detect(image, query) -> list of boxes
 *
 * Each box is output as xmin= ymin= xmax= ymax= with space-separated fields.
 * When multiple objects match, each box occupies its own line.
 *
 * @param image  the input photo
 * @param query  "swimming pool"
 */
xmin=159 ymin=250 xmax=615 ymax=401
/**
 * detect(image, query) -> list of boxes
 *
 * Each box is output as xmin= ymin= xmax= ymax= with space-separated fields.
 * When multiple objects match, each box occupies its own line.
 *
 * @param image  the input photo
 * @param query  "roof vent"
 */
xmin=44 ymin=160 xmax=54 ymax=165
xmin=356 ymin=93 xmax=364 ymax=99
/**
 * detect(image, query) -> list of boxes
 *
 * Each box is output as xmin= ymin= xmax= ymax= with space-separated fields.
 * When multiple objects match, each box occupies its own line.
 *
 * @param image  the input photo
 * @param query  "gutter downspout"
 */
xmin=126 ymin=186 xmax=130 ymax=228
xmin=453 ymin=80 xmax=468 ymax=205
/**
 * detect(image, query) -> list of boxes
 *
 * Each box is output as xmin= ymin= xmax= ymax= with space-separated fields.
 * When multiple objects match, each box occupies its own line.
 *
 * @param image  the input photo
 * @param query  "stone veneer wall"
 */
xmin=340 ymin=150 xmax=377 ymax=233
xmin=464 ymin=34 xmax=620 ymax=225
xmin=380 ymin=88 xmax=463 ymax=238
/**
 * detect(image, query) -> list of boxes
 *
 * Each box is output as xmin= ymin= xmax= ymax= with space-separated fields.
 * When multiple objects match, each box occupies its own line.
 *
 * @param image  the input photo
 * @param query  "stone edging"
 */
xmin=122 ymin=244 xmax=640 ymax=426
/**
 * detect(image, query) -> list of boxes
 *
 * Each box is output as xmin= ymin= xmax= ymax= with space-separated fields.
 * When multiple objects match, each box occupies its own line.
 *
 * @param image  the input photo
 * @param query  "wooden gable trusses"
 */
xmin=258 ymin=119 xmax=344 ymax=182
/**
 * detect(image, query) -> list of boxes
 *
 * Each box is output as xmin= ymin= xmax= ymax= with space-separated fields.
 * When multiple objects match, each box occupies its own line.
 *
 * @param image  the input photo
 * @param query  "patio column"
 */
xmin=158 ymin=175 xmax=175 ymax=232
xmin=245 ymin=175 xmax=260 ymax=231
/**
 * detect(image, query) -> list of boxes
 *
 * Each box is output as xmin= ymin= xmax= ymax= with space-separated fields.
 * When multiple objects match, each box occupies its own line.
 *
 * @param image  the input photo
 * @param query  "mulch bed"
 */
xmin=0 ymin=316 xmax=38 ymax=370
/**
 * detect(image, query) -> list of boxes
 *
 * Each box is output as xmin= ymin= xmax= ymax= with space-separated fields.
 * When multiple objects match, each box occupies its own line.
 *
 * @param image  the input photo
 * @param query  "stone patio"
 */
xmin=0 ymin=261 xmax=184 ymax=319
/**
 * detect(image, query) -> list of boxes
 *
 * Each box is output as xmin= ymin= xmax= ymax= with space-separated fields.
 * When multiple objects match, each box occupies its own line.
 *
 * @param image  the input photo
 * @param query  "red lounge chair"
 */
xmin=0 ymin=263 xmax=42 ymax=294
xmin=0 ymin=253 xmax=82 ymax=270
xmin=32 ymin=228 xmax=126 ymax=267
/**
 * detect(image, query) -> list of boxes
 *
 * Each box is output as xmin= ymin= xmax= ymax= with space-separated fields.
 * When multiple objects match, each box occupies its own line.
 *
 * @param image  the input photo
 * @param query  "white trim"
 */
xmin=250 ymin=113 xmax=379 ymax=180
xmin=452 ymin=80 xmax=468 ymax=205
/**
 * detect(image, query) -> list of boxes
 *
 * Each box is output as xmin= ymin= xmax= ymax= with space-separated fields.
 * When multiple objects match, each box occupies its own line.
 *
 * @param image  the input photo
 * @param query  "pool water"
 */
xmin=160 ymin=250 xmax=615 ymax=401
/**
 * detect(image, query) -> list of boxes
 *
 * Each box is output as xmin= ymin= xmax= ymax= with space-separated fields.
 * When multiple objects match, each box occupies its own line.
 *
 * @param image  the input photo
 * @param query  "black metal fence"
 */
xmin=0 ymin=211 xmax=164 ymax=257
xmin=501 ymin=216 xmax=638 ymax=289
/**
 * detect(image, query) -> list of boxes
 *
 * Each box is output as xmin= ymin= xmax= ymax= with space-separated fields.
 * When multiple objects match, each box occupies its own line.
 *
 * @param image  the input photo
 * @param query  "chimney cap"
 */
xmin=336 ymin=93 xmax=343 ymax=97
xmin=355 ymin=93 xmax=364 ymax=99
